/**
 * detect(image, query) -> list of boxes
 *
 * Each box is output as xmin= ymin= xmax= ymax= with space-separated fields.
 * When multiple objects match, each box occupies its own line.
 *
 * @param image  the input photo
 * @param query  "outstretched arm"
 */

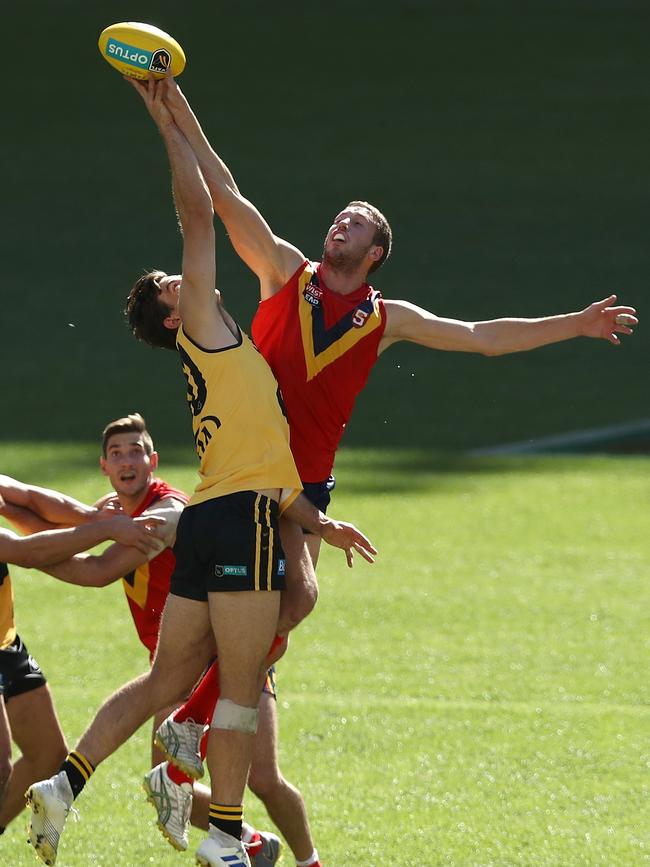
xmin=0 ymin=475 xmax=99 ymax=530
xmin=127 ymin=75 xmax=235 ymax=350
xmin=0 ymin=514 xmax=166 ymax=570
xmin=41 ymin=499 xmax=183 ymax=588
xmin=159 ymin=77 xmax=304 ymax=299
xmin=380 ymin=295 xmax=638 ymax=356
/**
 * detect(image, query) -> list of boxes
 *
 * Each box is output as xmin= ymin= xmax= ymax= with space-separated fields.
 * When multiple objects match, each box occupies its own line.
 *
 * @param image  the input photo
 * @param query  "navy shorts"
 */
xmin=170 ymin=491 xmax=287 ymax=600
xmin=0 ymin=634 xmax=47 ymax=701
xmin=301 ymin=475 xmax=336 ymax=533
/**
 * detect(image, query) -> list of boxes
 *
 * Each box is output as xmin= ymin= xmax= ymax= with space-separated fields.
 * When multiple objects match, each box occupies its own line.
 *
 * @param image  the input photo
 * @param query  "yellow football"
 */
xmin=98 ymin=22 xmax=186 ymax=80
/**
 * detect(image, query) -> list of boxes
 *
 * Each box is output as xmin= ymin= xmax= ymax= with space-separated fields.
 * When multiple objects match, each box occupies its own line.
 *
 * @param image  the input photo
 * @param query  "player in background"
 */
xmin=0 ymin=416 xmax=284 ymax=863
xmin=27 ymin=76 xmax=375 ymax=867
xmin=123 ymin=75 xmax=639 ymax=867
xmin=0 ymin=489 xmax=165 ymax=835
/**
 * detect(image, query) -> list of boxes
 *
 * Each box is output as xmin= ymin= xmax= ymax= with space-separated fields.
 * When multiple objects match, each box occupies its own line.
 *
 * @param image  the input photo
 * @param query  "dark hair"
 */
xmin=346 ymin=201 xmax=392 ymax=273
xmin=125 ymin=270 xmax=178 ymax=351
xmin=102 ymin=412 xmax=154 ymax=458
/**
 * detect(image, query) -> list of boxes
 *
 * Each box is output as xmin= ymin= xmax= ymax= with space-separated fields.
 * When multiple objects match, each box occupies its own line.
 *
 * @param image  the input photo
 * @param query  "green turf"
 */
xmin=1 ymin=446 xmax=648 ymax=865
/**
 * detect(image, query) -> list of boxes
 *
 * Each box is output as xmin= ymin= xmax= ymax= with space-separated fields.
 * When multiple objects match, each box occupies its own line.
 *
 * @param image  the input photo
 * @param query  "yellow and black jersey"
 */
xmin=0 ymin=562 xmax=16 ymax=650
xmin=177 ymin=324 xmax=301 ymax=508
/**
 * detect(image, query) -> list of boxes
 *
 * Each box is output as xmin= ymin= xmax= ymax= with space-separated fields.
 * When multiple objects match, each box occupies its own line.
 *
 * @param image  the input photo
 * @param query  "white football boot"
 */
xmin=155 ymin=713 xmax=205 ymax=779
xmin=143 ymin=761 xmax=192 ymax=851
xmin=195 ymin=827 xmax=251 ymax=867
xmin=26 ymin=771 xmax=75 ymax=865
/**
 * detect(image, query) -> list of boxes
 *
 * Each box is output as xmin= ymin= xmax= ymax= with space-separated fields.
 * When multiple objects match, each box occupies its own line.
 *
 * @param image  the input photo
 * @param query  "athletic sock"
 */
xmin=174 ymin=659 xmax=220 ymax=725
xmin=166 ymin=762 xmax=193 ymax=788
xmin=296 ymin=850 xmax=320 ymax=867
xmin=209 ymin=802 xmax=243 ymax=840
xmin=60 ymin=751 xmax=95 ymax=799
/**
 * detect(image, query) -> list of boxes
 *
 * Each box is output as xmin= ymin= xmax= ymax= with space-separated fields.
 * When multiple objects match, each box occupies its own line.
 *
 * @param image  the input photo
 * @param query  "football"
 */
xmin=98 ymin=22 xmax=186 ymax=80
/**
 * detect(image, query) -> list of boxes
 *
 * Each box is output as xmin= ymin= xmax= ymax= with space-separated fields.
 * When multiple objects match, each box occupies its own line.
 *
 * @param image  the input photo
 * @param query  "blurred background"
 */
xmin=3 ymin=0 xmax=647 ymax=458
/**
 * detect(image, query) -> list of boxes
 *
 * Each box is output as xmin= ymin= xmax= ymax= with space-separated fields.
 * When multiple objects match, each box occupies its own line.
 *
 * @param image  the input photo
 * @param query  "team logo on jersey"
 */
xmin=303 ymin=282 xmax=323 ymax=307
xmin=277 ymin=558 xmax=286 ymax=576
xmin=194 ymin=415 xmax=222 ymax=457
xmin=298 ymin=268 xmax=383 ymax=381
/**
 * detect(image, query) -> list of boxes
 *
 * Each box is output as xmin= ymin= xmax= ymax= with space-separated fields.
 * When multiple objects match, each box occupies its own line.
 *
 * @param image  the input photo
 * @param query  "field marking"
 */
xmin=470 ymin=418 xmax=650 ymax=456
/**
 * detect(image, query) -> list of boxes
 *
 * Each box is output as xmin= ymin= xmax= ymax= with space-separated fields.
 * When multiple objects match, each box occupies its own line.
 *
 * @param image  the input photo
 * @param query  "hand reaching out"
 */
xmin=578 ymin=295 xmax=638 ymax=345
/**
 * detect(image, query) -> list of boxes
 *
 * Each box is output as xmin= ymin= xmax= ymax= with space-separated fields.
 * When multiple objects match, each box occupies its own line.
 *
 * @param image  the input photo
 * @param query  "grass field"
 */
xmin=1 ymin=444 xmax=648 ymax=866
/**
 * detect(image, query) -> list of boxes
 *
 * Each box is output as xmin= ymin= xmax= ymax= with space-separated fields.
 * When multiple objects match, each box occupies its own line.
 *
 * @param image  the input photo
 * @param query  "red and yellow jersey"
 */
xmin=252 ymin=261 xmax=386 ymax=481
xmin=121 ymin=479 xmax=188 ymax=658
xmin=0 ymin=562 xmax=16 ymax=650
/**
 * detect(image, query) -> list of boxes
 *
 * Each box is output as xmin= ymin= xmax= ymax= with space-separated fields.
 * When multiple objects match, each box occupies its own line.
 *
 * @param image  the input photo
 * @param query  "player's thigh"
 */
xmin=208 ymin=590 xmax=280 ymax=704
xmin=7 ymin=684 xmax=67 ymax=760
xmin=150 ymin=593 xmax=215 ymax=698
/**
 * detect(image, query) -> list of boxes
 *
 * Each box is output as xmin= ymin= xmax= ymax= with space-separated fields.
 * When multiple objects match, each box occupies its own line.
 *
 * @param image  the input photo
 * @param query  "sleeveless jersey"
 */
xmin=251 ymin=260 xmax=386 ymax=480
xmin=0 ymin=562 xmax=16 ymax=649
xmin=177 ymin=324 xmax=301 ymax=508
xmin=121 ymin=479 xmax=188 ymax=657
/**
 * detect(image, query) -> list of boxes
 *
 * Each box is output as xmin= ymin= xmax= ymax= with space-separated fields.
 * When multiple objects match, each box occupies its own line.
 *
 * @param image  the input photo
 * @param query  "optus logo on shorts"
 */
xmin=214 ymin=564 xmax=248 ymax=578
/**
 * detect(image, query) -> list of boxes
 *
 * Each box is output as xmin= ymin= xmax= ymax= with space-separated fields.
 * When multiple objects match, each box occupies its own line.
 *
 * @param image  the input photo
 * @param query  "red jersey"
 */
xmin=252 ymin=261 xmax=386 ymax=481
xmin=121 ymin=479 xmax=188 ymax=658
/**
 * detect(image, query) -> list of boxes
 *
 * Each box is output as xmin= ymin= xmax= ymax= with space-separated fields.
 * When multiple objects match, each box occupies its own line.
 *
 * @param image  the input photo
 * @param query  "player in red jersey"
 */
xmin=0 ymin=415 xmax=282 ymax=858
xmin=156 ymin=77 xmax=637 ymax=566
xmin=0 ymin=480 xmax=165 ymax=834
xmin=124 ymin=76 xmax=638 ymax=867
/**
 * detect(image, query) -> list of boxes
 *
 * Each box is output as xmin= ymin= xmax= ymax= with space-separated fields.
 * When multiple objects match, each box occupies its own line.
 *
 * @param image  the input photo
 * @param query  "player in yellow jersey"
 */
xmin=0 ymin=497 xmax=165 ymax=836
xmin=27 ymin=75 xmax=375 ymax=867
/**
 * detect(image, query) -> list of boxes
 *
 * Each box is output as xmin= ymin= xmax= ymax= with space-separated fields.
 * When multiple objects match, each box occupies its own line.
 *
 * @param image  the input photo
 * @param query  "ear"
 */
xmin=100 ymin=457 xmax=109 ymax=477
xmin=149 ymin=451 xmax=159 ymax=471
xmin=369 ymin=244 xmax=384 ymax=264
xmin=163 ymin=313 xmax=182 ymax=330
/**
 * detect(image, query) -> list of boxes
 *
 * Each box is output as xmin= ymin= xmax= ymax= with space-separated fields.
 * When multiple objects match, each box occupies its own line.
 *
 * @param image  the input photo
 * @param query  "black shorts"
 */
xmin=170 ymin=491 xmax=287 ymax=600
xmin=301 ymin=475 xmax=336 ymax=533
xmin=0 ymin=634 xmax=47 ymax=701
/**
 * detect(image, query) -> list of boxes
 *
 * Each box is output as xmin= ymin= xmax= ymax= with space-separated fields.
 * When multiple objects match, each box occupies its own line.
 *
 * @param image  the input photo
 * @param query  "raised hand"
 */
xmin=578 ymin=295 xmax=638 ymax=344
xmin=124 ymin=72 xmax=174 ymax=130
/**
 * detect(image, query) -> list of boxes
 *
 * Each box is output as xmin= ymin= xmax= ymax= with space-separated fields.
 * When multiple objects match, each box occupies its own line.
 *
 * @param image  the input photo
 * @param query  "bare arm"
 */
xmin=283 ymin=492 xmax=377 ymax=568
xmin=380 ymin=295 xmax=638 ymax=356
xmin=0 ymin=475 xmax=99 ymax=528
xmin=0 ymin=514 xmax=166 ymax=570
xmin=41 ymin=499 xmax=182 ymax=587
xmin=160 ymin=77 xmax=304 ymax=298
xmin=128 ymin=75 xmax=237 ymax=350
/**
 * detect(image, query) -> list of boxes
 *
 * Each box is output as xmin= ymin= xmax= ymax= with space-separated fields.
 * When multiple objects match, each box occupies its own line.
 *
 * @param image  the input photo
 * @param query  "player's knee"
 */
xmin=247 ymin=760 xmax=283 ymax=798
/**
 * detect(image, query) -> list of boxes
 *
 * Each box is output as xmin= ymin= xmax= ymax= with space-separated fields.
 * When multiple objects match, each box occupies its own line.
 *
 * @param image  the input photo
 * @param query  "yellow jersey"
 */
xmin=0 ymin=562 xmax=16 ymax=649
xmin=177 ymin=324 xmax=301 ymax=508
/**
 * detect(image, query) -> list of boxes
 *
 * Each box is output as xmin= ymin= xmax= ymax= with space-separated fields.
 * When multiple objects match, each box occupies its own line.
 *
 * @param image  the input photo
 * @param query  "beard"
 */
xmin=322 ymin=240 xmax=372 ymax=275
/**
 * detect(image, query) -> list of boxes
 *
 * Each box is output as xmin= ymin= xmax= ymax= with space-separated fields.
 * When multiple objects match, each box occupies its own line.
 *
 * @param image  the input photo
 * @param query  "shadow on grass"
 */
xmin=2 ymin=441 xmax=644 ymax=497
